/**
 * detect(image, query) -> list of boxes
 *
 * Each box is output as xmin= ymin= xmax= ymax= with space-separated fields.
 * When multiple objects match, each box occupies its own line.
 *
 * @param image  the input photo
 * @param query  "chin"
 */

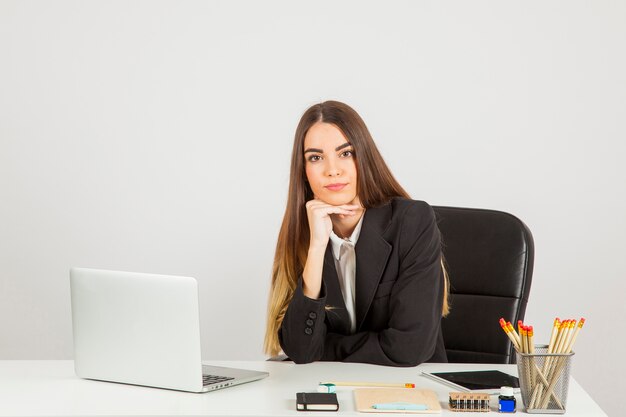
xmin=320 ymin=193 xmax=357 ymax=206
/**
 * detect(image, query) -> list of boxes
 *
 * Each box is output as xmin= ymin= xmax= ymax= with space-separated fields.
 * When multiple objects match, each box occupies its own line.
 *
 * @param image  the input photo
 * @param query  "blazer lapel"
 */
xmin=355 ymin=204 xmax=392 ymax=332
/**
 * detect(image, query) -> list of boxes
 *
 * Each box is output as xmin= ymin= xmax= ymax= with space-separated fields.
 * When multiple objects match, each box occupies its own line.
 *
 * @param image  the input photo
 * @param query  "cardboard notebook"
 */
xmin=354 ymin=388 xmax=442 ymax=414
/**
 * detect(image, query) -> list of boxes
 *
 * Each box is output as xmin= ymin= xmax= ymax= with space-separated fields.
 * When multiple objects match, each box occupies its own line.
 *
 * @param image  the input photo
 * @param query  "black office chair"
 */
xmin=433 ymin=206 xmax=534 ymax=364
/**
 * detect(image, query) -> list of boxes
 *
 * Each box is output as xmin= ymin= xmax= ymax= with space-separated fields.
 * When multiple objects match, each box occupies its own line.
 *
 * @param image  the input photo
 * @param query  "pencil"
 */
xmin=521 ymin=325 xmax=529 ymax=353
xmin=559 ymin=320 xmax=573 ymax=353
xmin=507 ymin=321 xmax=522 ymax=348
xmin=499 ymin=318 xmax=520 ymax=351
xmin=528 ymin=326 xmax=535 ymax=354
xmin=547 ymin=318 xmax=560 ymax=353
xmin=320 ymin=381 xmax=415 ymax=388
xmin=565 ymin=318 xmax=585 ymax=354
xmin=527 ymin=325 xmax=537 ymax=392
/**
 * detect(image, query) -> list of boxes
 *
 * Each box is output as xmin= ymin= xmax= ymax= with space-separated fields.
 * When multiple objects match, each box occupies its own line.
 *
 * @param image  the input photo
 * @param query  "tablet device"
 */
xmin=421 ymin=370 xmax=520 ymax=394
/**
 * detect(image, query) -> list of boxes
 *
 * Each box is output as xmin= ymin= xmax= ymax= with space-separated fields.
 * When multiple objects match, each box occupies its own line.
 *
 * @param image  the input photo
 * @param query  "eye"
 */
xmin=307 ymin=154 xmax=322 ymax=163
xmin=340 ymin=150 xmax=354 ymax=158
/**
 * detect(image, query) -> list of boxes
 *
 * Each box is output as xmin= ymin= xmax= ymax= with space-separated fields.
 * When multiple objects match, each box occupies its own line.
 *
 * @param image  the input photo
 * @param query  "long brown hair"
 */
xmin=264 ymin=101 xmax=449 ymax=357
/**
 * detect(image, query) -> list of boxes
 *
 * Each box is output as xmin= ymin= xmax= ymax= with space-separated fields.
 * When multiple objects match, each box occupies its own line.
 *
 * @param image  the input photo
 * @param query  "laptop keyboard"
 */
xmin=202 ymin=374 xmax=235 ymax=386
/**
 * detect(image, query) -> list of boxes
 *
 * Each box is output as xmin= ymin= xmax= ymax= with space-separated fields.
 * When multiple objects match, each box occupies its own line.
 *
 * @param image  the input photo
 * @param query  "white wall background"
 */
xmin=1 ymin=1 xmax=623 ymax=415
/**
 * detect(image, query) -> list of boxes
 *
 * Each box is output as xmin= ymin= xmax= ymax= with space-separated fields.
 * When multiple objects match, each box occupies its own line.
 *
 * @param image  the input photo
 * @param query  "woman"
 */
xmin=264 ymin=101 xmax=449 ymax=366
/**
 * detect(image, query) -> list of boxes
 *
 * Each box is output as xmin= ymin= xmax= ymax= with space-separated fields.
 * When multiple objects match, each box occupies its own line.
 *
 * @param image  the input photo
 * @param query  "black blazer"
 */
xmin=279 ymin=198 xmax=447 ymax=366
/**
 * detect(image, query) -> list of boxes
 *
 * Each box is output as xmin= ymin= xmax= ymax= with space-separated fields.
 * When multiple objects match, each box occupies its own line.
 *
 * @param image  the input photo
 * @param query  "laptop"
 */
xmin=70 ymin=267 xmax=269 ymax=393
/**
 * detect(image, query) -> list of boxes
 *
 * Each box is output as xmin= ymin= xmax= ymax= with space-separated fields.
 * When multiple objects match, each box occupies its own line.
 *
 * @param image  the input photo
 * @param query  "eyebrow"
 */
xmin=304 ymin=142 xmax=352 ymax=154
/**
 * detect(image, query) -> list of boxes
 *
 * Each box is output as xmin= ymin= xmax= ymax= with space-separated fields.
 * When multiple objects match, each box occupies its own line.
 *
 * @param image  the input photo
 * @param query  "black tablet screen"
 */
xmin=430 ymin=370 xmax=520 ymax=390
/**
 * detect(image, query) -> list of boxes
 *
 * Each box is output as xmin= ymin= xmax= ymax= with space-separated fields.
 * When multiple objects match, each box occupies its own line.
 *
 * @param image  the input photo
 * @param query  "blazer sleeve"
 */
xmin=278 ymin=277 xmax=329 ymax=364
xmin=321 ymin=203 xmax=444 ymax=366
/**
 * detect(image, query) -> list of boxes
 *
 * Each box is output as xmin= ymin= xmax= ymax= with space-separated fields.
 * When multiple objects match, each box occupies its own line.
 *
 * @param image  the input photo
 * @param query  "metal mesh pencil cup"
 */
xmin=516 ymin=345 xmax=574 ymax=414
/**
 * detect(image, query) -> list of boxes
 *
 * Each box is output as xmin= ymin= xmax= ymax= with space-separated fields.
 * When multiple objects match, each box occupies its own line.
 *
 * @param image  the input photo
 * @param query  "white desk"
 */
xmin=0 ymin=361 xmax=606 ymax=416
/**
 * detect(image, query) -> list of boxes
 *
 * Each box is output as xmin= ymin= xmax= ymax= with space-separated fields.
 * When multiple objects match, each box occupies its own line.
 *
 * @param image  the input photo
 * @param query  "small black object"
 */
xmin=296 ymin=392 xmax=339 ymax=411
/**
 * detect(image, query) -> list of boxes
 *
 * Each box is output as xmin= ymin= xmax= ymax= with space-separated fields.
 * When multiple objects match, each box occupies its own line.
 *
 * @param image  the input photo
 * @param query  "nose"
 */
xmin=325 ymin=159 xmax=342 ymax=177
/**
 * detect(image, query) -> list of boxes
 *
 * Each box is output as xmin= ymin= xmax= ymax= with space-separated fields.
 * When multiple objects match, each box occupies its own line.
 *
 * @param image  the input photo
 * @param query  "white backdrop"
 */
xmin=1 ymin=1 xmax=623 ymax=415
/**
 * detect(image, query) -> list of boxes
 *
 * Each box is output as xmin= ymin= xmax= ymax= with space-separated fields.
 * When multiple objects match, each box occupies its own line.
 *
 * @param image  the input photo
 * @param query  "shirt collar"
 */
xmin=329 ymin=212 xmax=365 ymax=261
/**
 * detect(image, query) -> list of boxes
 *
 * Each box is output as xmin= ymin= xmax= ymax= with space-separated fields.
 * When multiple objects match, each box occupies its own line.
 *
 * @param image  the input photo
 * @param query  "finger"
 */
xmin=308 ymin=201 xmax=360 ymax=210
xmin=314 ymin=206 xmax=357 ymax=216
xmin=306 ymin=200 xmax=327 ymax=210
xmin=307 ymin=200 xmax=340 ymax=211
xmin=336 ymin=204 xmax=361 ymax=210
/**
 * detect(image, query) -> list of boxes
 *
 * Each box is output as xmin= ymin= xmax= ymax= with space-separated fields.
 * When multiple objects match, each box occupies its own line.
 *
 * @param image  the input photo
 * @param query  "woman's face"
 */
xmin=303 ymin=122 xmax=359 ymax=206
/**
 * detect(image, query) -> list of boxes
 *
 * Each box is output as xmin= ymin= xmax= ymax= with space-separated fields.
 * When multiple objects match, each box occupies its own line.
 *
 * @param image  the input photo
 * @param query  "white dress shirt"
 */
xmin=329 ymin=214 xmax=364 ymax=334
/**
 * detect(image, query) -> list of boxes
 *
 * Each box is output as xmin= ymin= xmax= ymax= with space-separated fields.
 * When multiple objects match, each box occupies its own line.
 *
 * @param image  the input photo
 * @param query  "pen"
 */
xmin=372 ymin=402 xmax=428 ymax=411
xmin=320 ymin=381 xmax=415 ymax=388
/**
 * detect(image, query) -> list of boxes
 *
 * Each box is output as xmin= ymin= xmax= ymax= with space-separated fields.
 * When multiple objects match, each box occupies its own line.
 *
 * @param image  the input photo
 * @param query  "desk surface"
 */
xmin=0 ymin=360 xmax=606 ymax=416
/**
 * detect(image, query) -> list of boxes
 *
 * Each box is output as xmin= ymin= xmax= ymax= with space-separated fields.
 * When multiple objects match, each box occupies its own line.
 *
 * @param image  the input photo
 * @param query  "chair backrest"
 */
xmin=433 ymin=206 xmax=534 ymax=364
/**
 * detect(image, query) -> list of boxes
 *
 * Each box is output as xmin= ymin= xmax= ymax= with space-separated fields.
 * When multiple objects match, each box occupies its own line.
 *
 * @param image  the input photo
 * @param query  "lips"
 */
xmin=325 ymin=183 xmax=348 ymax=191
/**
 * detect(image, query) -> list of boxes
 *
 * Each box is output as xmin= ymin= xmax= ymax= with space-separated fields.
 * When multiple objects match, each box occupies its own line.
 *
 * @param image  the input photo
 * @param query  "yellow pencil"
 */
xmin=521 ymin=325 xmax=529 ymax=353
xmin=320 ymin=381 xmax=415 ymax=388
xmin=499 ymin=318 xmax=520 ymax=351
xmin=507 ymin=321 xmax=522 ymax=348
xmin=547 ymin=318 xmax=560 ymax=353
xmin=565 ymin=318 xmax=585 ymax=353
